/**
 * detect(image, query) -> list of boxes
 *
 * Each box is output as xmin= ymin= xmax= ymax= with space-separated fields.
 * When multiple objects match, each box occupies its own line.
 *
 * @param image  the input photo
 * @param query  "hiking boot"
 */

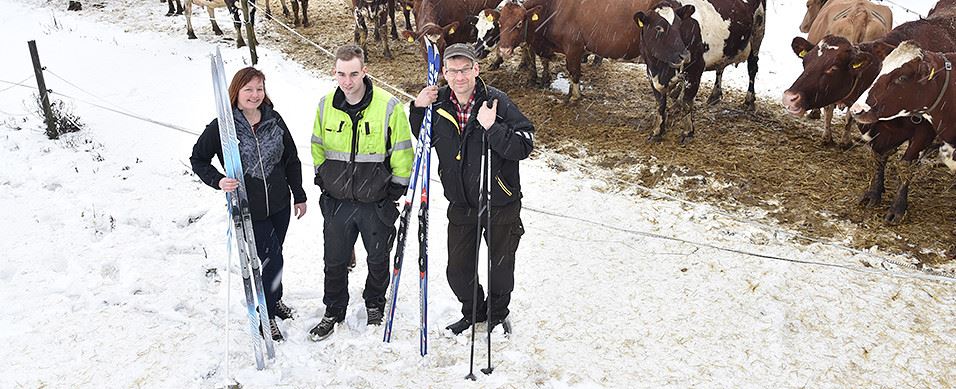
xmin=367 ymin=305 xmax=385 ymax=326
xmin=273 ymin=299 xmax=295 ymax=320
xmin=445 ymin=314 xmax=486 ymax=335
xmin=489 ymin=316 xmax=512 ymax=335
xmin=309 ymin=315 xmax=343 ymax=341
xmin=269 ymin=318 xmax=284 ymax=342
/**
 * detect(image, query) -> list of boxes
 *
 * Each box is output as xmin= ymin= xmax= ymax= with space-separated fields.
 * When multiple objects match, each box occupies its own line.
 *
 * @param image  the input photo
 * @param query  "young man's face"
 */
xmin=443 ymin=57 xmax=479 ymax=98
xmin=334 ymin=57 xmax=366 ymax=97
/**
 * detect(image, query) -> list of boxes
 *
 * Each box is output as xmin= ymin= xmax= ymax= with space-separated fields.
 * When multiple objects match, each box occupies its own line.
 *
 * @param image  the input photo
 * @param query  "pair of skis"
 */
xmin=210 ymin=48 xmax=275 ymax=370
xmin=383 ymin=39 xmax=440 ymax=357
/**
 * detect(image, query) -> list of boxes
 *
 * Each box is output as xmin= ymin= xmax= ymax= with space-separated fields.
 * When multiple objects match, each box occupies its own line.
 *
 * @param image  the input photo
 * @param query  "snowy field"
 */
xmin=1 ymin=0 xmax=954 ymax=388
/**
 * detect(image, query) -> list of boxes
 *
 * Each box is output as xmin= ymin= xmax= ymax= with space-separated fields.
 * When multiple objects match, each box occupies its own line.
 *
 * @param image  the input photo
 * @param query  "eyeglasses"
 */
xmin=444 ymin=66 xmax=474 ymax=77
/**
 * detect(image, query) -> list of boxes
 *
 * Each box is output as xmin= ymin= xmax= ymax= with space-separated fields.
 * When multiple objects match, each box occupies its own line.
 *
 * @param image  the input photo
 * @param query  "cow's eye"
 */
xmin=896 ymin=75 xmax=908 ymax=83
xmin=655 ymin=26 xmax=664 ymax=33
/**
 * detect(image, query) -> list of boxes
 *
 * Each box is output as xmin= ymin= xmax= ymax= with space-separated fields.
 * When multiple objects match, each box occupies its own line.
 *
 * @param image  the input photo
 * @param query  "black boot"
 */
xmin=309 ymin=312 xmax=344 ymax=341
xmin=269 ymin=318 xmax=284 ymax=342
xmin=274 ymin=300 xmax=295 ymax=320
xmin=488 ymin=316 xmax=512 ymax=335
xmin=367 ymin=305 xmax=384 ymax=326
xmin=445 ymin=313 xmax=487 ymax=335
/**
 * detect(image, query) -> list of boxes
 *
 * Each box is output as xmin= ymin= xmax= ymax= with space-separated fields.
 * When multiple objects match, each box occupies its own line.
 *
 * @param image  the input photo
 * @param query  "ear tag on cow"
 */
xmin=531 ymin=13 xmax=539 ymax=22
xmin=407 ymin=36 xmax=414 ymax=43
xmin=405 ymin=5 xmax=412 ymax=10
xmin=638 ymin=19 xmax=644 ymax=28
xmin=852 ymin=61 xmax=863 ymax=69
xmin=486 ymin=14 xmax=494 ymax=22
xmin=929 ymin=67 xmax=936 ymax=81
xmin=798 ymin=50 xmax=807 ymax=58
xmin=449 ymin=26 xmax=456 ymax=34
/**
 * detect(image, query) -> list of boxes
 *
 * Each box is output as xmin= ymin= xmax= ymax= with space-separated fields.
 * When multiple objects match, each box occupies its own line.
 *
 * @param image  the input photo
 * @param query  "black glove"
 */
xmin=386 ymin=182 xmax=406 ymax=202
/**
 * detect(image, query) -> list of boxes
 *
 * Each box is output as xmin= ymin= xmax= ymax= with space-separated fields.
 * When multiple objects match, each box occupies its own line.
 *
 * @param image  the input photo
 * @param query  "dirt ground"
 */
xmin=255 ymin=0 xmax=955 ymax=267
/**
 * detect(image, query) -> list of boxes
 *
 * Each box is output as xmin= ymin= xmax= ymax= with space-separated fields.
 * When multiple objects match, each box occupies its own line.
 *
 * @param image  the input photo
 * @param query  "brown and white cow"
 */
xmin=791 ymin=0 xmax=892 ymax=145
xmin=352 ymin=0 xmax=394 ymax=60
xmin=185 ymin=0 xmax=255 ymax=48
xmin=781 ymin=2 xmax=956 ymax=223
xmin=851 ymin=41 xmax=956 ymax=172
xmin=401 ymin=0 xmax=499 ymax=61
xmin=635 ymin=0 xmax=766 ymax=143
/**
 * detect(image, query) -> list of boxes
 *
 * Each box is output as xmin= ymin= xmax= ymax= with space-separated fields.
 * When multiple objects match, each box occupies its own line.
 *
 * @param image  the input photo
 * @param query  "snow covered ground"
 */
xmin=1 ymin=0 xmax=954 ymax=388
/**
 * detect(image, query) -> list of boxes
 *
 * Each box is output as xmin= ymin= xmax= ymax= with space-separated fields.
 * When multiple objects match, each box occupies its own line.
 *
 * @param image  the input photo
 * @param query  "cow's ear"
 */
xmin=442 ymin=21 xmax=460 ymax=36
xmin=849 ymin=52 xmax=874 ymax=74
xmin=465 ymin=15 xmax=478 ymax=25
xmin=527 ymin=5 xmax=544 ymax=23
xmin=791 ymin=37 xmax=814 ymax=59
xmin=401 ymin=30 xmax=417 ymax=44
xmin=483 ymin=9 xmax=500 ymax=23
xmin=676 ymin=4 xmax=695 ymax=20
xmin=634 ymin=12 xmax=647 ymax=28
xmin=918 ymin=61 xmax=935 ymax=84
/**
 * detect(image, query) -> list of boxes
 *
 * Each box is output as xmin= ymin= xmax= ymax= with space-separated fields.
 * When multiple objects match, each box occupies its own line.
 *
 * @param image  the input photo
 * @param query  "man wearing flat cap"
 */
xmin=410 ymin=43 xmax=535 ymax=336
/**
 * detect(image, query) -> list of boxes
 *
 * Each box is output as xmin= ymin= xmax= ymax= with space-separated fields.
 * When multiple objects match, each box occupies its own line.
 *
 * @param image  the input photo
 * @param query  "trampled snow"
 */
xmin=1 ymin=0 xmax=953 ymax=388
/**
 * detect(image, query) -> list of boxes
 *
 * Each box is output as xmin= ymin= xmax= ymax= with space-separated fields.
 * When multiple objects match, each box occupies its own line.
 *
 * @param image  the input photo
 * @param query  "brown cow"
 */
xmin=794 ymin=0 xmax=892 ymax=146
xmin=851 ymin=42 xmax=956 ymax=175
xmin=495 ymin=0 xmax=656 ymax=101
xmin=636 ymin=0 xmax=766 ymax=143
xmin=401 ymin=0 xmax=499 ymax=60
xmin=781 ymin=2 xmax=956 ymax=223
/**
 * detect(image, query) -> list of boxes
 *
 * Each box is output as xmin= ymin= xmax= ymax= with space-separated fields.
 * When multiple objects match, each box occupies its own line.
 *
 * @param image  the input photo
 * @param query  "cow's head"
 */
xmin=800 ymin=0 xmax=828 ymax=33
xmin=472 ymin=9 xmax=501 ymax=59
xmin=497 ymin=3 xmax=544 ymax=59
xmin=851 ymin=41 xmax=943 ymax=124
xmin=634 ymin=4 xmax=695 ymax=69
xmin=402 ymin=21 xmax=460 ymax=56
xmin=781 ymin=35 xmax=888 ymax=116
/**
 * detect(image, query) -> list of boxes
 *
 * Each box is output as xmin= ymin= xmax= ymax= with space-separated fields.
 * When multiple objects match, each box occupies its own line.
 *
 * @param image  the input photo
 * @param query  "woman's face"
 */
xmin=237 ymin=77 xmax=265 ymax=111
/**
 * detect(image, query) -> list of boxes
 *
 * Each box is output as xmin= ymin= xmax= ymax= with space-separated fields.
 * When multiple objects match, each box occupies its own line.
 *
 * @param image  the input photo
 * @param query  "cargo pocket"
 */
xmin=376 ymin=200 xmax=400 ymax=227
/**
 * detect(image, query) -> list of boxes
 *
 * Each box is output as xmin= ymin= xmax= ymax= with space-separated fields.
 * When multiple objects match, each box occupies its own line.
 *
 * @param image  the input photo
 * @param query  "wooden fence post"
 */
xmin=28 ymin=40 xmax=58 ymax=139
xmin=240 ymin=0 xmax=258 ymax=65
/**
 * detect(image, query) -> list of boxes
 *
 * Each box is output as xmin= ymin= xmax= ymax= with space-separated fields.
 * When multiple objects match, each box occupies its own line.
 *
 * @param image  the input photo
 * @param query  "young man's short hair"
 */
xmin=335 ymin=44 xmax=365 ymax=65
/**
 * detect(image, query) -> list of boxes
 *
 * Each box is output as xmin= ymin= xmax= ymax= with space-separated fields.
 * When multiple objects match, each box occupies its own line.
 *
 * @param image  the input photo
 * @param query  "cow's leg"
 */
xmin=372 ymin=6 xmax=383 ymax=42
xmin=706 ymin=68 xmax=723 ymax=105
xmin=388 ymin=0 xmax=399 ymax=40
xmin=229 ymin=4 xmax=247 ymax=48
xmin=517 ymin=45 xmax=532 ymax=70
xmin=354 ymin=9 xmax=370 ymax=62
xmin=186 ymin=2 xmax=198 ymax=39
xmin=821 ymin=105 xmax=835 ymax=146
xmin=167 ymin=0 xmax=176 ymax=16
xmin=885 ymin=123 xmax=936 ymax=224
xmin=677 ymin=70 xmax=703 ymax=144
xmin=591 ymin=55 xmax=603 ymax=67
xmin=859 ymin=149 xmax=888 ymax=208
xmin=839 ymin=112 xmax=855 ymax=148
xmin=291 ymin=0 xmax=300 ymax=26
xmin=648 ymin=87 xmax=667 ymax=143
xmin=743 ymin=52 xmax=758 ymax=111
xmin=807 ymin=108 xmax=821 ymax=120
xmin=378 ymin=9 xmax=392 ymax=59
xmin=565 ymin=47 xmax=585 ymax=101
xmin=281 ymin=0 xmax=290 ymax=17
xmin=300 ymin=0 xmax=310 ymax=27
xmin=176 ymin=0 xmax=183 ymax=15
xmin=537 ymin=55 xmax=553 ymax=88
xmin=489 ymin=50 xmax=505 ymax=71
xmin=264 ymin=0 xmax=272 ymax=17
xmin=209 ymin=8 xmax=224 ymax=36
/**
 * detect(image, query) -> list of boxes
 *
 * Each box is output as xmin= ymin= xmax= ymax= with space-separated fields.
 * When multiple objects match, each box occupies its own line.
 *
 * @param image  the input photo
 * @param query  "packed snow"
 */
xmin=1 ymin=0 xmax=953 ymax=388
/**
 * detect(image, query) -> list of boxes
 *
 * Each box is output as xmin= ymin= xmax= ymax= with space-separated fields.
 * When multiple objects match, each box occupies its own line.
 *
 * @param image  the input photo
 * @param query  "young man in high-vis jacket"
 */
xmin=309 ymin=45 xmax=414 ymax=341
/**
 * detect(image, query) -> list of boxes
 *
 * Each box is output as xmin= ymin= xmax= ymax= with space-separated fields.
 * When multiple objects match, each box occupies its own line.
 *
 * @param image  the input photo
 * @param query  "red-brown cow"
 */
xmin=780 ymin=2 xmax=956 ymax=224
xmin=635 ymin=0 xmax=766 ymax=143
xmin=793 ymin=0 xmax=892 ymax=145
xmin=851 ymin=41 xmax=956 ymax=174
xmin=401 ymin=0 xmax=499 ymax=60
xmin=495 ymin=0 xmax=656 ymax=101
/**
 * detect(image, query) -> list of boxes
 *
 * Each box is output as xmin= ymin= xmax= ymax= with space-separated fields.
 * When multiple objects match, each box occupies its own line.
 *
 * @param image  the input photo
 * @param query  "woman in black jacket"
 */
xmin=190 ymin=67 xmax=307 ymax=342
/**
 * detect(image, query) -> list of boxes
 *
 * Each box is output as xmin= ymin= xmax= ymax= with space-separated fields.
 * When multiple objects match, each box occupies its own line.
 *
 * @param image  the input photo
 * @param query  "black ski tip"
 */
xmin=465 ymin=373 xmax=477 ymax=381
xmin=481 ymin=367 xmax=494 ymax=375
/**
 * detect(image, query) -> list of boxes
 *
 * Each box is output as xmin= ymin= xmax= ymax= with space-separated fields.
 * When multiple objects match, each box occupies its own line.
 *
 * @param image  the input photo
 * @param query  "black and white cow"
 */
xmin=353 ymin=0 xmax=393 ymax=60
xmin=635 ymin=0 xmax=766 ymax=143
xmin=185 ymin=0 xmax=256 ymax=48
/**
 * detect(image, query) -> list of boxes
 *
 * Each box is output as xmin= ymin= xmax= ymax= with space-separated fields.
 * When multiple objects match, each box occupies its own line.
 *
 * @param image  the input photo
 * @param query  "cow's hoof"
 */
xmin=706 ymin=95 xmax=721 ymax=106
xmin=647 ymin=134 xmax=663 ymax=143
xmin=237 ymin=42 xmax=246 ymax=49
xmin=807 ymin=109 xmax=821 ymax=120
xmin=837 ymin=141 xmax=853 ymax=151
xmin=165 ymin=11 xmax=174 ymax=16
xmin=282 ymin=8 xmax=290 ymax=17
xmin=679 ymin=133 xmax=694 ymax=145
xmin=858 ymin=192 xmax=882 ymax=208
xmin=742 ymin=101 xmax=756 ymax=112
xmin=214 ymin=30 xmax=224 ymax=36
xmin=384 ymin=51 xmax=393 ymax=60
xmin=187 ymin=33 xmax=197 ymax=39
xmin=820 ymin=138 xmax=835 ymax=147
xmin=303 ymin=20 xmax=311 ymax=28
xmin=391 ymin=31 xmax=399 ymax=40
xmin=884 ymin=209 xmax=906 ymax=225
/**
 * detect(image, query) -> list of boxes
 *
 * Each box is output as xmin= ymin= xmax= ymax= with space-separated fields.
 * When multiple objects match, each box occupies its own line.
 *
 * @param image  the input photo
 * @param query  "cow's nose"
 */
xmin=849 ymin=102 xmax=868 ymax=115
xmin=782 ymin=90 xmax=800 ymax=105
